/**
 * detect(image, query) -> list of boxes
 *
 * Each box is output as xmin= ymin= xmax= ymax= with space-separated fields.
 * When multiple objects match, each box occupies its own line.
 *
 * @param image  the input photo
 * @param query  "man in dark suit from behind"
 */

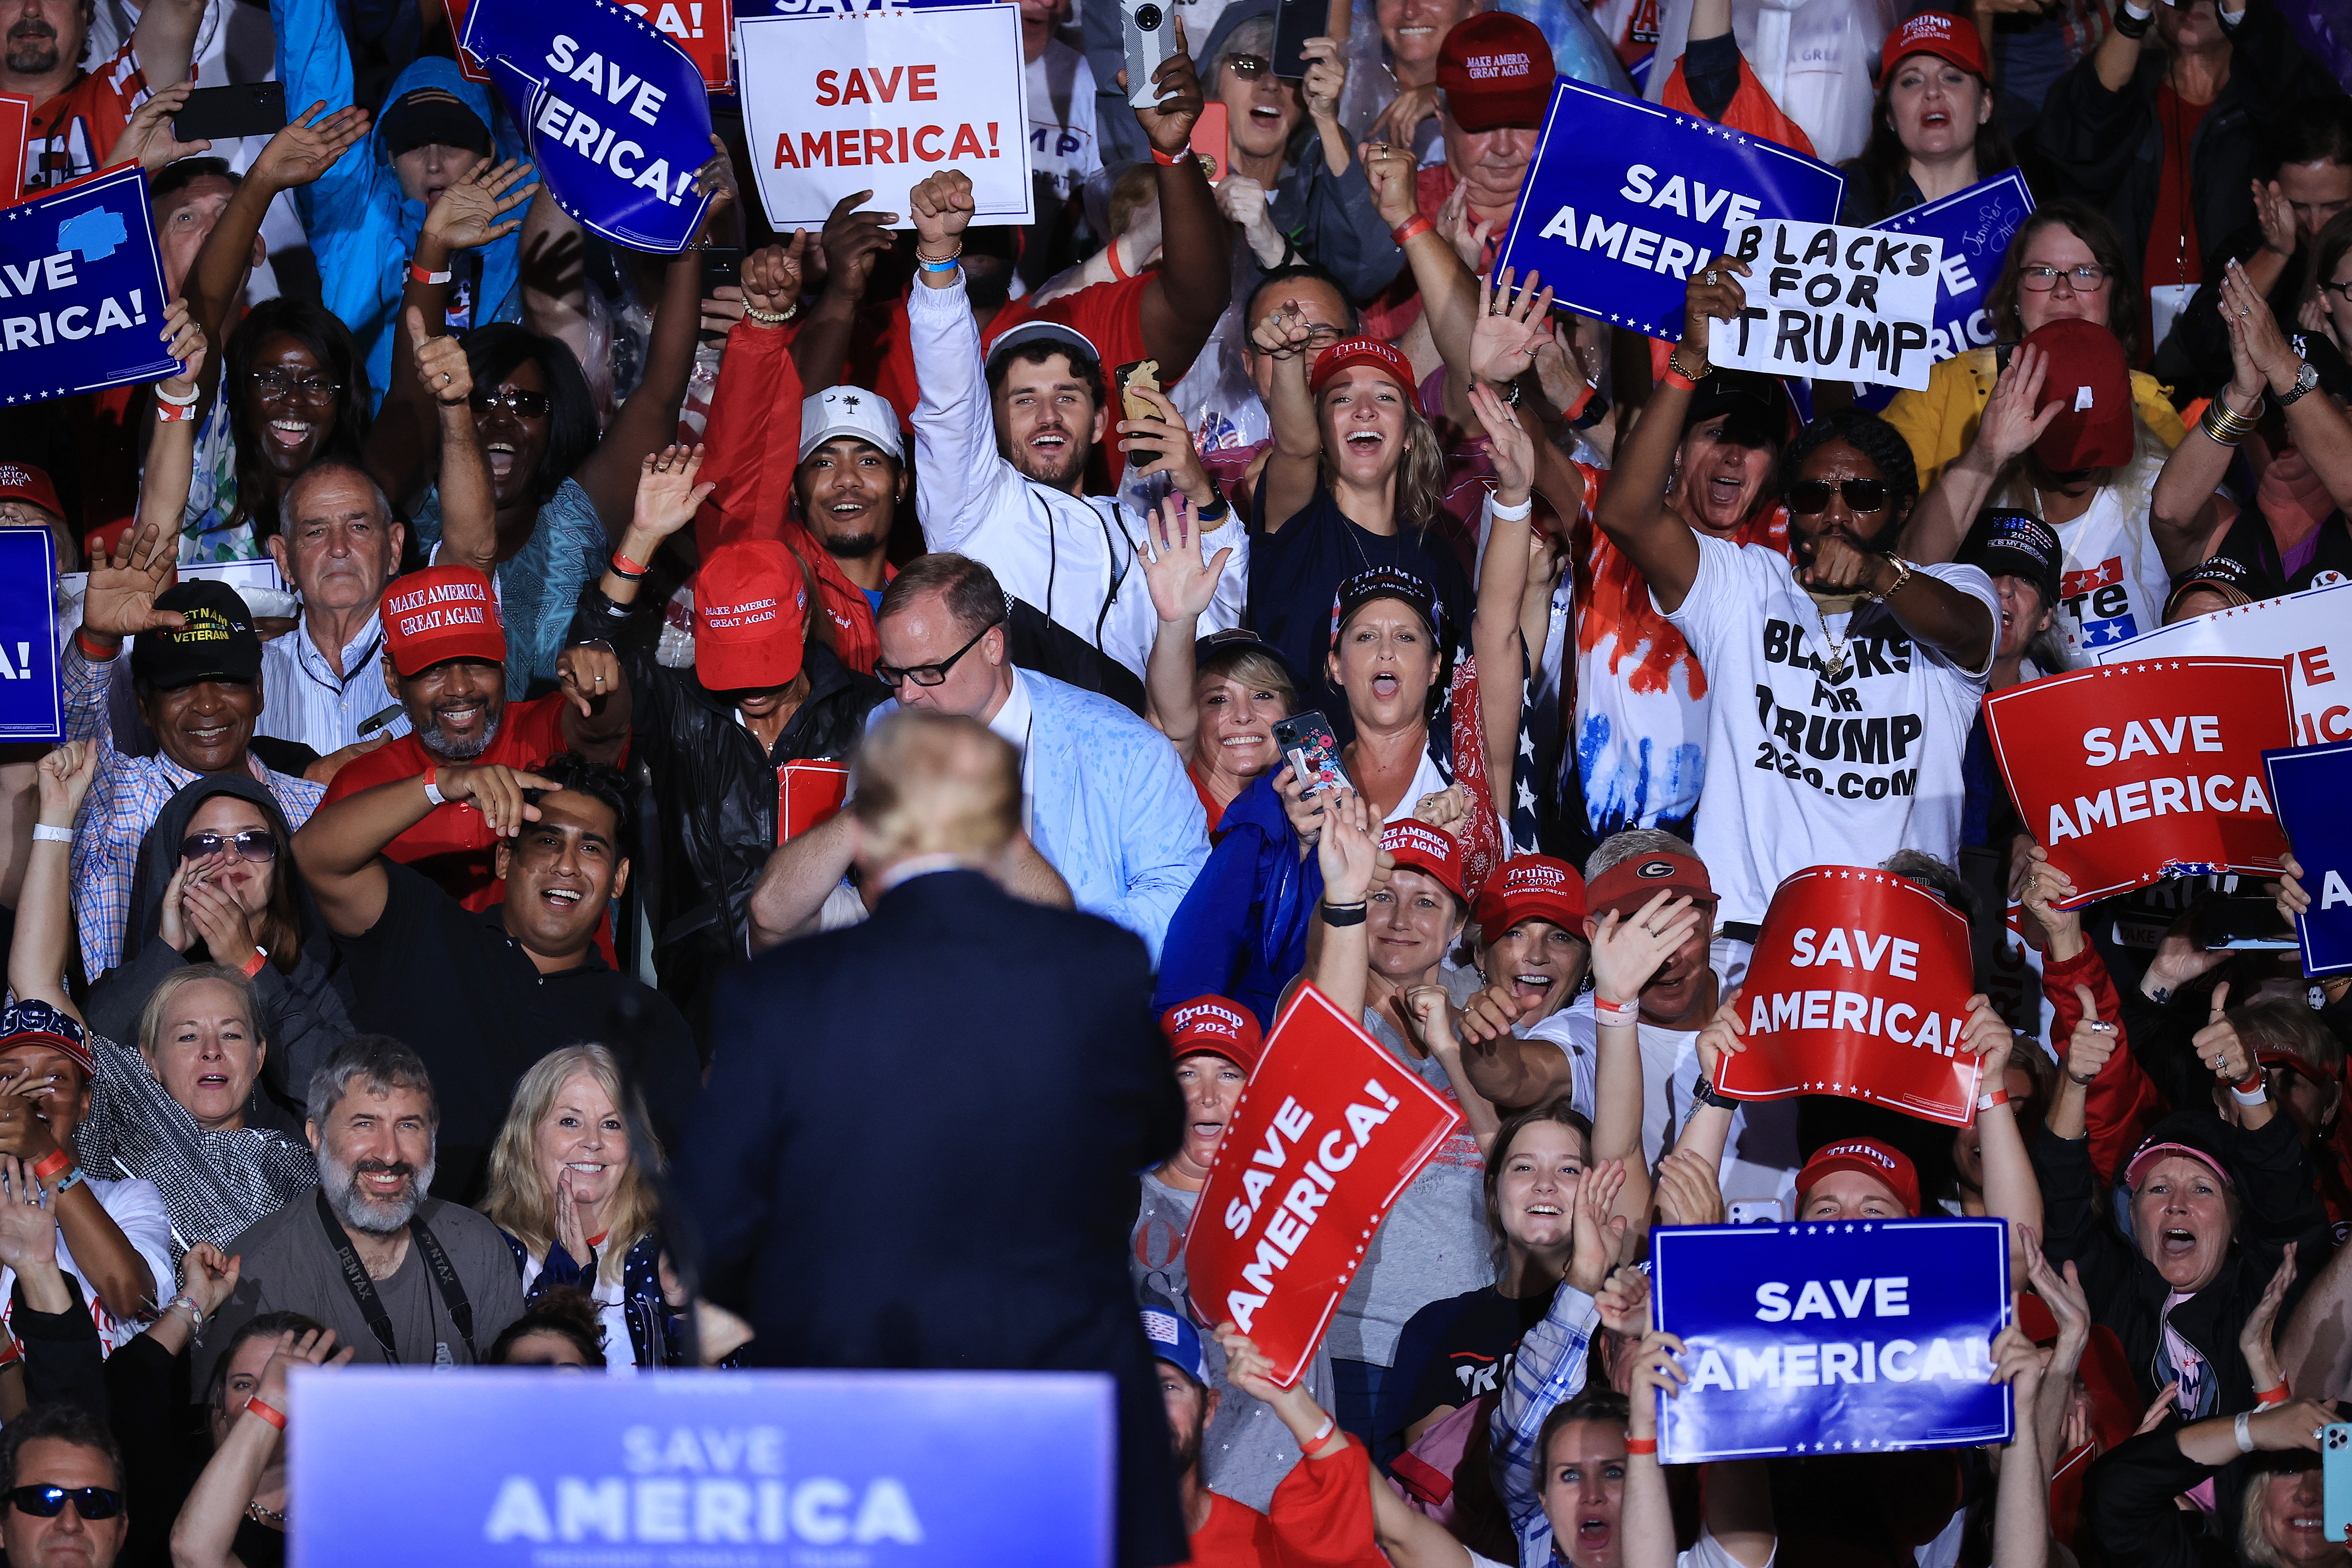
xmin=676 ymin=708 xmax=1189 ymax=1567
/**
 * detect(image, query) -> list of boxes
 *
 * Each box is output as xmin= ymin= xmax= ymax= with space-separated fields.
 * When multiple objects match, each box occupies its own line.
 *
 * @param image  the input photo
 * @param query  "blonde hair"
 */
xmin=481 ymin=1045 xmax=664 ymax=1262
xmin=850 ymin=709 xmax=1021 ymax=865
xmin=137 ymin=964 xmax=263 ymax=1060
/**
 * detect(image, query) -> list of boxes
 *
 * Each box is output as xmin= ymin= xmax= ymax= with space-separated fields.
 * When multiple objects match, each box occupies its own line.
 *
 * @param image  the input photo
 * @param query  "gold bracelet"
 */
xmin=1869 ymin=557 xmax=1915 ymax=603
xmin=1666 ymin=345 xmax=1708 ymax=383
xmin=742 ymin=300 xmax=798 ymax=325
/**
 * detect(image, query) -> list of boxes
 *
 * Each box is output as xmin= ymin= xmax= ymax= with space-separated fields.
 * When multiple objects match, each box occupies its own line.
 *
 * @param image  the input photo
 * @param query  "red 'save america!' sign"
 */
xmin=1984 ymin=658 xmax=2293 ymax=905
xmin=1717 ymin=865 xmax=1981 ymax=1125
xmin=1183 ymin=984 xmax=1460 ymax=1386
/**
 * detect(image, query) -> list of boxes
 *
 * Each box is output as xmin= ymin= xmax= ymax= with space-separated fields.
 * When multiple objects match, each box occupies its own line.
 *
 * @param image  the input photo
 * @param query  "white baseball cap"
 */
xmin=798 ymin=386 xmax=905 ymax=465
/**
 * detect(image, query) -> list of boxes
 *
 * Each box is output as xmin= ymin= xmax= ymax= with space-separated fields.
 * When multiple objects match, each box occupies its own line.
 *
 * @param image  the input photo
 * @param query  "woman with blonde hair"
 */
xmin=481 ymin=1044 xmax=686 ymax=1371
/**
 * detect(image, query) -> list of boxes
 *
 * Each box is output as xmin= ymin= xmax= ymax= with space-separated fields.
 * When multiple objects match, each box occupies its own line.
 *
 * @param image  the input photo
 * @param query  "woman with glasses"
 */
xmin=1883 ymin=199 xmax=2189 ymax=492
xmin=11 ymin=753 xmax=322 ymax=1254
xmin=192 ymin=300 xmax=374 ymax=558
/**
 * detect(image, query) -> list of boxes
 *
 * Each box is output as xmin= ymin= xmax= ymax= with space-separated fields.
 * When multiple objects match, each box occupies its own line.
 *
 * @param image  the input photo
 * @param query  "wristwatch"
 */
xmin=2276 ymin=360 xmax=2320 ymax=408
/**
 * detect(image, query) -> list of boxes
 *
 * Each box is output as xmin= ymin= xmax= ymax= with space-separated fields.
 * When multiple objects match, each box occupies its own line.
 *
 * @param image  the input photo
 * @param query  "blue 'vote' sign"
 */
xmin=0 ymin=164 xmax=177 ymax=406
xmin=463 ymin=0 xmax=715 ymax=252
xmin=1869 ymin=170 xmax=2034 ymax=365
xmin=1493 ymin=77 xmax=1844 ymax=340
xmin=0 ymin=527 xmax=58 ymax=743
xmin=290 ymin=1366 xmax=1114 ymax=1564
xmin=1651 ymin=1218 xmax=2012 ymax=1463
xmin=2264 ymin=739 xmax=2352 ymax=977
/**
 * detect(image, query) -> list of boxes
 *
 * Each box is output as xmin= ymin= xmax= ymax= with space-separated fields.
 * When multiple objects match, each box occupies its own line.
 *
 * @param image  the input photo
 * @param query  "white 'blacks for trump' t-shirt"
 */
xmin=1662 ymin=533 xmax=1997 ymax=926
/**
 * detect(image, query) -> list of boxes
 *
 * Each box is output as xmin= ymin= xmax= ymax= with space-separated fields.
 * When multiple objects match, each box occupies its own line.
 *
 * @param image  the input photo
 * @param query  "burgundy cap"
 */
xmin=2026 ymin=318 xmax=2134 ymax=473
xmin=1436 ymin=12 xmax=1554 ymax=133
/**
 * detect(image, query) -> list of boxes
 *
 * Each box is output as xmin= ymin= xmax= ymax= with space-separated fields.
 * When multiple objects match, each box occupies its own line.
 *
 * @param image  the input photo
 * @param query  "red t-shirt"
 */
xmin=24 ymin=42 xmax=154 ymax=195
xmin=1186 ymin=1440 xmax=1392 ymax=1567
xmin=321 ymin=693 xmax=573 ymax=912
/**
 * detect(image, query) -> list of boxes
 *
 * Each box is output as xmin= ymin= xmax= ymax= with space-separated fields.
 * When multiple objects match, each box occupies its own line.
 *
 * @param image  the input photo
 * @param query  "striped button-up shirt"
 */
xmin=65 ymin=643 xmax=324 ymax=977
xmin=256 ymin=611 xmax=411 ymax=756
xmin=1492 ymin=1280 xmax=1600 ymax=1568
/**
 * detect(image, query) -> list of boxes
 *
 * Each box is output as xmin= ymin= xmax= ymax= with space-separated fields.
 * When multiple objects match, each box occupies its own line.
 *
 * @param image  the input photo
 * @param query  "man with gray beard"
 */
xmin=319 ymin=562 xmax=629 ymax=910
xmin=193 ymin=1035 xmax=524 ymax=1388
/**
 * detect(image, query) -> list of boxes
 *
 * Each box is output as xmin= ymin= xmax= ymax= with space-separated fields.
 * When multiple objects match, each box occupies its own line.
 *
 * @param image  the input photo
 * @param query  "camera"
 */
xmin=1121 ymin=0 xmax=1176 ymax=110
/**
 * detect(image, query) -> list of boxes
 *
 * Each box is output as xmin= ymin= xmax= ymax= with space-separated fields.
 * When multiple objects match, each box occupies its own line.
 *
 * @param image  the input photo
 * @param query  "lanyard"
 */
xmin=314 ymin=1189 xmax=477 ymax=1364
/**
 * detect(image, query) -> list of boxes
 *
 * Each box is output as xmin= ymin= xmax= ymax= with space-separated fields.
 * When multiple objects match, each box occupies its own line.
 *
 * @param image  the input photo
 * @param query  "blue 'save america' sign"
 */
xmin=2264 ymin=739 xmax=2352 ymax=977
xmin=1651 ymin=1218 xmax=2012 ymax=1463
xmin=0 ymin=163 xmax=177 ymax=405
xmin=1493 ymin=77 xmax=1844 ymax=339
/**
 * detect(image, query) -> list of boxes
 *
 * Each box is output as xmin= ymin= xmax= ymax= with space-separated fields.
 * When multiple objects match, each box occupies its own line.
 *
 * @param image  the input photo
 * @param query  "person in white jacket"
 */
xmin=906 ymin=170 xmax=1250 ymax=687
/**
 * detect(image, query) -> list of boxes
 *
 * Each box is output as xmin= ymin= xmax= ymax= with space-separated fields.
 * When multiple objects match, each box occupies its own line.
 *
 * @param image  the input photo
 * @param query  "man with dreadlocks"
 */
xmin=1593 ymin=263 xmax=1999 ymax=987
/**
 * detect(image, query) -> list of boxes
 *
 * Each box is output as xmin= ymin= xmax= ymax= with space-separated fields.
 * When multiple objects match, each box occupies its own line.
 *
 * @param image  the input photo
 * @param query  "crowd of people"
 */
xmin=0 ymin=0 xmax=2340 ymax=1560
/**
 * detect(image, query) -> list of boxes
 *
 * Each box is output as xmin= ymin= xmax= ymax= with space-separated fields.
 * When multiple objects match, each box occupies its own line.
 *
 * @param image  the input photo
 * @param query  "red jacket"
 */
xmin=2043 ymin=943 xmax=2165 ymax=1184
xmin=1186 ymin=1441 xmax=1392 ymax=1567
xmin=1660 ymin=52 xmax=1817 ymax=156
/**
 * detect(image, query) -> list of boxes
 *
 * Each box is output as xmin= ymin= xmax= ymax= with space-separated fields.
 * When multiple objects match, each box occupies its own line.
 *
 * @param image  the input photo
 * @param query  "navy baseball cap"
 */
xmin=1959 ymin=510 xmax=2061 ymax=605
xmin=1142 ymin=1307 xmax=1209 ymax=1388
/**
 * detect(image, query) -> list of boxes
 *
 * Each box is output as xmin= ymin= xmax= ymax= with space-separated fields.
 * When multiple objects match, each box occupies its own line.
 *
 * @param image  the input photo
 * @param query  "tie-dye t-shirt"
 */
xmin=1569 ymin=481 xmax=1789 ymax=841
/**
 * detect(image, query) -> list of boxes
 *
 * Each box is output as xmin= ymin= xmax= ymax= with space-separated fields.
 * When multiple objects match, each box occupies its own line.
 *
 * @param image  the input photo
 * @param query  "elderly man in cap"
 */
xmin=63 ymin=524 xmax=325 ymax=978
xmin=1363 ymin=14 xmax=1555 ymax=249
xmin=682 ymin=706 xmax=1188 ymax=1568
xmin=320 ymin=563 xmax=627 ymax=911
xmin=904 ymin=167 xmax=1250 ymax=693
xmin=565 ymin=445 xmax=888 ymax=1018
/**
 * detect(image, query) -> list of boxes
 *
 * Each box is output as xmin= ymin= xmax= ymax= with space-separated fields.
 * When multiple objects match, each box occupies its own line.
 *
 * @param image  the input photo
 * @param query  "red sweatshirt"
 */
xmin=1184 ymin=1442 xmax=1392 ymax=1567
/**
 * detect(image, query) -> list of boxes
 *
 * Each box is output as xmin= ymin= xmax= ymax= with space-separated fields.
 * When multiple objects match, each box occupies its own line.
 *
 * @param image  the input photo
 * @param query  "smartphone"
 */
xmin=1121 ymin=0 xmax=1176 ymax=110
xmin=1272 ymin=712 xmax=1348 ymax=798
xmin=172 ymin=82 xmax=287 ymax=143
xmin=698 ymin=245 xmax=743 ymax=301
xmin=1271 ymin=0 xmax=1317 ymax=79
xmin=1188 ymin=103 xmax=1229 ymax=185
xmin=1727 ymin=1200 xmax=1782 ymax=1226
xmin=1117 ymin=358 xmax=1163 ymax=426
xmin=2196 ymin=894 xmax=2297 ymax=951
xmin=2325 ymin=1423 xmax=2352 ymax=1540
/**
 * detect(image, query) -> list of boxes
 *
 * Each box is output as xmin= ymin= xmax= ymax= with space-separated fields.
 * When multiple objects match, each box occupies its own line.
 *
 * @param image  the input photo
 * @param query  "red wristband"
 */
xmin=409 ymin=262 xmax=452 ymax=286
xmin=74 ymin=631 xmax=120 ymax=663
xmin=2256 ymin=1380 xmax=2290 ymax=1406
xmin=1559 ymin=378 xmax=1596 ymax=422
xmin=1625 ymin=1437 xmax=1658 ymax=1454
xmin=1107 ymin=240 xmax=1129 ymax=282
xmin=1391 ymin=215 xmax=1434 ymax=246
xmin=1150 ymin=146 xmax=1186 ymax=166
xmin=30 ymin=1149 xmax=71 ymax=1184
xmin=610 ymin=551 xmax=648 ymax=580
xmin=1662 ymin=369 xmax=1698 ymax=392
xmin=244 ymin=1396 xmax=287 ymax=1430
xmin=240 ymin=948 xmax=267 ymax=979
xmin=0 ymin=1339 xmax=21 ymax=1369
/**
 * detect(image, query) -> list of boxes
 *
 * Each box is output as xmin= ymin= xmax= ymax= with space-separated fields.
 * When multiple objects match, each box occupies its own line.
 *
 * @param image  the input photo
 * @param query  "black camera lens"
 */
xmin=1134 ymin=4 xmax=1162 ymax=28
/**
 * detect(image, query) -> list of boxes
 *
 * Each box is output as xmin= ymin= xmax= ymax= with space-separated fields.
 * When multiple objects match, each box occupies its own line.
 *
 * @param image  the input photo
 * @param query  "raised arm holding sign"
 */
xmin=1707 ymin=220 xmax=1943 ymax=391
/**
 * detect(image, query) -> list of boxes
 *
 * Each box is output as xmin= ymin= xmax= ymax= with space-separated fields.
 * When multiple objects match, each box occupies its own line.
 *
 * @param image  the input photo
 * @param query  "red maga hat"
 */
xmin=1881 ymin=11 xmax=1988 ymax=79
xmin=381 ymin=565 xmax=506 ymax=677
xmin=1437 ymin=11 xmax=1554 ymax=133
xmin=1474 ymin=854 xmax=1589 ymax=936
xmin=1161 ymin=995 xmax=1264 ymax=1074
xmin=1795 ymin=1137 xmax=1921 ymax=1216
xmin=1381 ymin=820 xmax=1466 ymax=902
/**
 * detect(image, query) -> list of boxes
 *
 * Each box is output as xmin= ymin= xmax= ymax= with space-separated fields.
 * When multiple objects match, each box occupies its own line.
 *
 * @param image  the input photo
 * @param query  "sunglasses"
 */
xmin=874 ymin=616 xmax=1003 ymax=689
xmin=470 ymin=387 xmax=553 ymax=418
xmin=180 ymin=828 xmax=277 ymax=864
xmin=5 ymin=1486 xmax=122 ymax=1520
xmin=1785 ymin=478 xmax=1890 ymax=515
xmin=1225 ymin=52 xmax=1270 ymax=74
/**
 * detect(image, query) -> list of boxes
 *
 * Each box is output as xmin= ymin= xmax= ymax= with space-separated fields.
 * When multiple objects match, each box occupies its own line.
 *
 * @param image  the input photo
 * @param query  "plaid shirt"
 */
xmin=1491 ymin=1282 xmax=1600 ymax=1568
xmin=64 ymin=643 xmax=324 ymax=978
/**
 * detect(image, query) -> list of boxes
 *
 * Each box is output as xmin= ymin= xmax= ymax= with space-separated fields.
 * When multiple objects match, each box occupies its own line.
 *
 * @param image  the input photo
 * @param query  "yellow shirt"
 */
xmin=1881 ymin=347 xmax=2188 ymax=493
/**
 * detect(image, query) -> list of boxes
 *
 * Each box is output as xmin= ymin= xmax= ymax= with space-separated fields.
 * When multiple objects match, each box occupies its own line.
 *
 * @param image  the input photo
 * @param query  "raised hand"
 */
xmin=818 ymin=189 xmax=895 ymax=303
xmin=1315 ymin=787 xmax=1379 ymax=904
xmin=2019 ymin=841 xmax=2083 ymax=954
xmin=2191 ymin=982 xmax=2252 ymax=1084
xmin=1622 ymin=1328 xmax=1690 ymax=1441
xmin=1132 ymin=18 xmax=1204 ymax=154
xmin=1119 ymin=381 xmax=1215 ymax=506
xmin=81 ymin=518 xmax=183 ymax=639
xmin=1467 ymin=380 xmax=1534 ymax=502
xmin=2252 ymin=177 xmax=2299 ymax=262
xmin=1299 ymin=36 xmax=1347 ymax=126
xmin=1654 ymin=1147 xmax=1725 ymax=1227
xmin=1471 ymin=267 xmax=1556 ymax=387
xmin=409 ymin=306 xmax=472 ymax=406
xmin=2022 ymin=1236 xmax=2089 ymax=1353
xmin=2222 ymin=258 xmax=2303 ymax=398
xmin=1215 ymin=174 xmax=1286 ymax=265
xmin=1141 ymin=493 xmax=1231 ymax=627
xmin=2277 ymin=853 xmax=2311 ymax=920
xmin=1368 ymin=82 xmax=1438 ymax=150
xmin=1973 ymin=343 xmax=2058 ymax=466
xmin=34 ymin=740 xmax=97 ymax=826
xmin=155 ymin=298 xmax=207 ymax=400
xmin=1960 ymin=994 xmax=2013 ymax=1079
xmin=1694 ymin=989 xmax=1746 ymax=1085
xmin=1681 ymin=256 xmax=1750 ymax=364
xmin=741 ymin=236 xmax=810 ymax=323
xmin=436 ymin=766 xmax=562 ymax=838
xmin=908 ymin=170 xmax=976 ymax=255
xmin=256 ymin=1325 xmax=356 ymax=1414
xmin=630 ymin=445 xmax=715 ymax=541
xmin=1357 ymin=138 xmax=1417 ymax=229
xmin=1252 ymin=301 xmax=1317 ymax=360
xmin=2240 ymin=1242 xmax=2297 ymax=1391
xmin=110 ymin=82 xmax=211 ymax=172
xmin=691 ymin=134 xmax=739 ymax=218
xmin=250 ymin=101 xmax=372 ymax=192
xmin=2062 ymin=985 xmax=2119 ymax=1086
xmin=1590 ymin=891 xmax=1700 ymax=1009
xmin=1567 ymin=1156 xmax=1628 ymax=1294
xmin=555 ymin=644 xmax=623 ymax=720
xmin=179 ymin=1241 xmax=243 ymax=1319
xmin=421 ymin=155 xmax=540 ymax=252
xmin=1595 ymin=1263 xmax=1651 ymax=1337
xmin=1453 ymin=981 xmax=1527 ymax=1046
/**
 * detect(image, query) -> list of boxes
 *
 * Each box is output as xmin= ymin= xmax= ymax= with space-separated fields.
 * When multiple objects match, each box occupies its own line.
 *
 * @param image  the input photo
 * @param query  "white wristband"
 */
xmin=153 ymin=383 xmax=199 ymax=406
xmin=1593 ymin=996 xmax=1640 ymax=1028
xmin=2232 ymin=1079 xmax=2269 ymax=1106
xmin=422 ymin=775 xmax=447 ymax=807
xmin=29 ymin=824 xmax=70 ymax=845
xmin=1489 ymin=493 xmax=1534 ymax=523
xmin=2235 ymin=1411 xmax=2256 ymax=1454
xmin=2123 ymin=0 xmax=2154 ymax=16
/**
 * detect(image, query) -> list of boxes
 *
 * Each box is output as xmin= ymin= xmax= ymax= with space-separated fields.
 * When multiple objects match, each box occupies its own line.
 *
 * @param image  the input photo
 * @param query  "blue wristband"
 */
xmin=917 ymin=255 xmax=961 ymax=274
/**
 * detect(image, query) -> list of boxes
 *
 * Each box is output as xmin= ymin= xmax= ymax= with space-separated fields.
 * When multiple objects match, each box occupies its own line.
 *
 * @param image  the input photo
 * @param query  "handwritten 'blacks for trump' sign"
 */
xmin=1707 ymin=220 xmax=1943 ymax=391
xmin=1715 ymin=866 xmax=1980 ymax=1125
xmin=1985 ymin=658 xmax=2294 ymax=904
xmin=1183 ymin=984 xmax=1459 ymax=1386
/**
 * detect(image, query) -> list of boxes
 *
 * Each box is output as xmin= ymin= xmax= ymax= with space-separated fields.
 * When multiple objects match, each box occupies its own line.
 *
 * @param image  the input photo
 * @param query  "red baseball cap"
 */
xmin=1437 ymin=11 xmax=1555 ymax=133
xmin=1585 ymin=849 xmax=1714 ymax=920
xmin=1310 ymin=337 xmax=1415 ymax=397
xmin=0 ymin=461 xmax=63 ymax=518
xmin=695 ymin=542 xmax=808 ymax=693
xmin=1161 ymin=994 xmax=1264 ymax=1074
xmin=382 ymin=565 xmax=506 ymax=677
xmin=1795 ymin=1137 xmax=1921 ymax=1216
xmin=1381 ymin=820 xmax=1466 ymax=902
xmin=1880 ymin=11 xmax=1988 ymax=80
xmin=1474 ymin=854 xmax=1589 ymax=937
xmin=2026 ymin=318 xmax=2134 ymax=473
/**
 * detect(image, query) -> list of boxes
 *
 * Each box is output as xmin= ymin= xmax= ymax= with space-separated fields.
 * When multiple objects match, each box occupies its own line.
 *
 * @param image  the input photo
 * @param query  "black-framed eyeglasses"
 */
xmin=874 ymin=616 xmax=1003 ymax=689
xmin=248 ymin=367 xmax=341 ymax=405
xmin=2018 ymin=263 xmax=2109 ymax=293
xmin=470 ymin=387 xmax=552 ymax=419
xmin=180 ymin=828 xmax=277 ymax=864
xmin=1225 ymin=52 xmax=1270 ymax=75
xmin=2322 ymin=279 xmax=2352 ymax=305
xmin=5 ymin=1486 xmax=122 ymax=1520
xmin=1786 ymin=478 xmax=1890 ymax=515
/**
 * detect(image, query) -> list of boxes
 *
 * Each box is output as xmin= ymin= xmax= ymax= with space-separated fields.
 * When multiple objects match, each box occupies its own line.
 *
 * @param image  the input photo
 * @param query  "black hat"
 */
xmin=2163 ymin=553 xmax=2260 ymax=618
xmin=130 ymin=580 xmax=263 ymax=692
xmin=379 ymin=87 xmax=494 ymax=159
xmin=1329 ymin=566 xmax=1441 ymax=650
xmin=1958 ymin=510 xmax=2061 ymax=605
xmin=1682 ymin=369 xmax=1784 ymax=451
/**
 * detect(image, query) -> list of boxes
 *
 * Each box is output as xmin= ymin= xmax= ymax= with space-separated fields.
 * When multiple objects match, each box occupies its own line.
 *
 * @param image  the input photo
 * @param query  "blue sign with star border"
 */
xmin=1650 ymin=1218 xmax=2012 ymax=1464
xmin=0 ymin=163 xmax=178 ymax=406
xmin=2264 ymin=739 xmax=2352 ymax=978
xmin=1491 ymin=78 xmax=1845 ymax=341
